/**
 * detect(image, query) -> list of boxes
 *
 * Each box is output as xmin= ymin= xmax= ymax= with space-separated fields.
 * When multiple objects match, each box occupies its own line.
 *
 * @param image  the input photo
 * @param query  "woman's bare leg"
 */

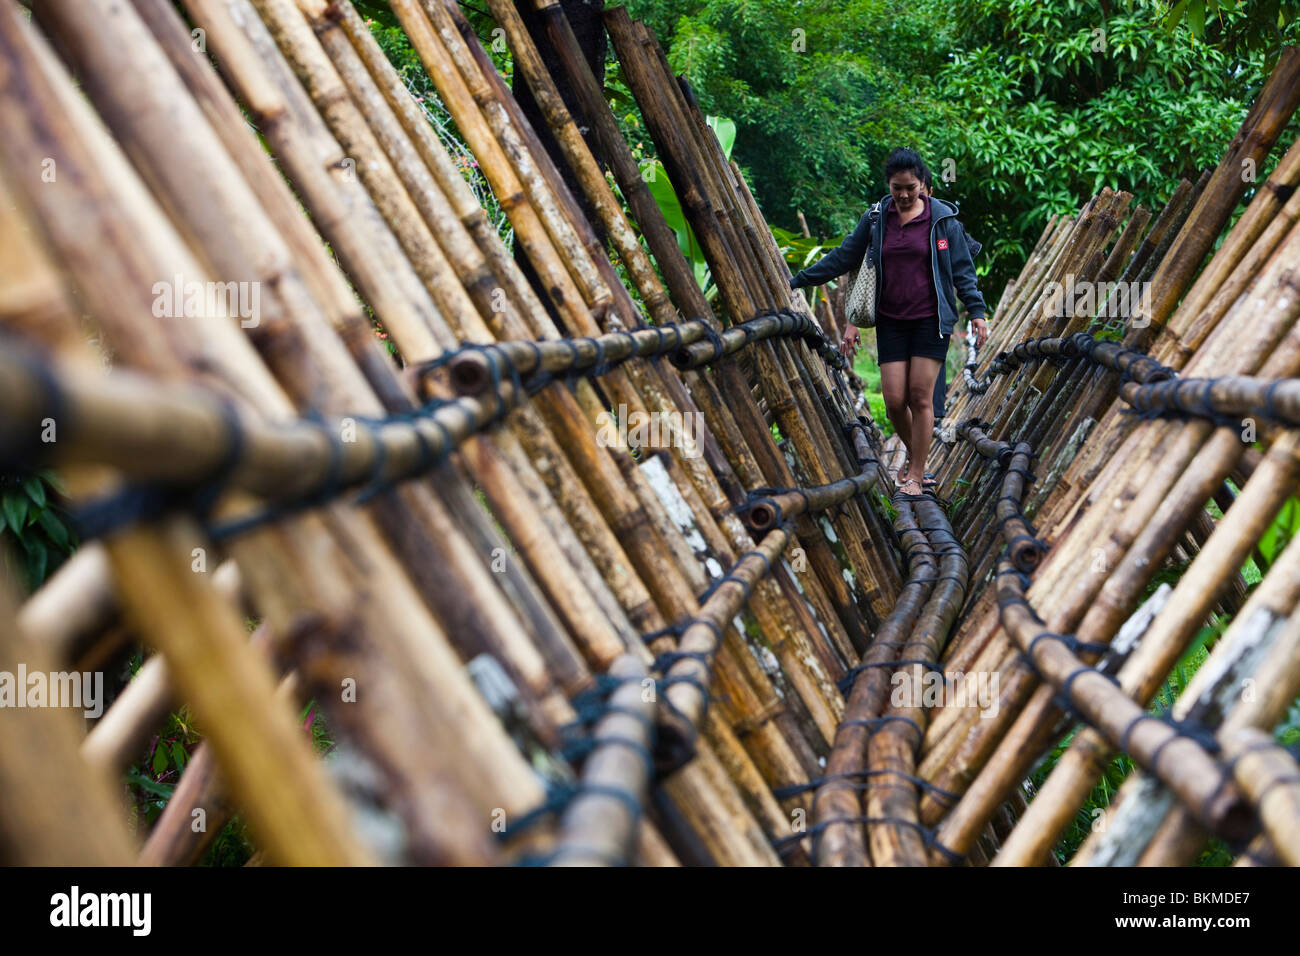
xmin=880 ymin=361 xmax=913 ymax=475
xmin=905 ymin=355 xmax=943 ymax=482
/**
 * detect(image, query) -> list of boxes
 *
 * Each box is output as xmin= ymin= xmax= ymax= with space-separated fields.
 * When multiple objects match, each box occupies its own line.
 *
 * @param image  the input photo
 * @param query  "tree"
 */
xmin=623 ymin=0 xmax=1297 ymax=302
xmin=623 ymin=0 xmax=947 ymax=237
xmin=926 ymin=0 xmax=1300 ymax=293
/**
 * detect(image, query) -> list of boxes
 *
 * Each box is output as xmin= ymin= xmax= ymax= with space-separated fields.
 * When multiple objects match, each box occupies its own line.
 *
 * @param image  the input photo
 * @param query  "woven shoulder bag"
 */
xmin=844 ymin=203 xmax=882 ymax=329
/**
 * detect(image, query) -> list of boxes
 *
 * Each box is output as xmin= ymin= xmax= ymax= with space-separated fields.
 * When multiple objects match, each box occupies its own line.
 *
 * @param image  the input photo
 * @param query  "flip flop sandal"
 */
xmin=922 ymin=474 xmax=938 ymax=488
xmin=897 ymin=477 xmax=924 ymax=496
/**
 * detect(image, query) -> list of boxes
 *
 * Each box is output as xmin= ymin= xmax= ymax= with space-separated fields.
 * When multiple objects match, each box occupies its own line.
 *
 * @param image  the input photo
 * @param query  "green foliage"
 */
xmin=122 ymin=644 xmax=335 ymax=866
xmin=364 ymin=12 xmax=514 ymax=243
xmin=1277 ymin=695 xmax=1300 ymax=747
xmin=1257 ymin=496 xmax=1300 ymax=566
xmin=928 ymin=0 xmax=1298 ymax=295
xmin=1033 ymin=726 xmax=1137 ymax=863
xmin=625 ymin=0 xmax=946 ymax=239
xmin=1162 ymin=0 xmax=1300 ymax=60
xmin=770 ymin=225 xmax=839 ymax=277
xmin=0 ymin=470 xmax=76 ymax=593
xmin=125 ymin=696 xmax=205 ymax=832
xmin=625 ymin=0 xmax=1296 ymax=308
xmin=850 ymin=343 xmax=890 ymax=433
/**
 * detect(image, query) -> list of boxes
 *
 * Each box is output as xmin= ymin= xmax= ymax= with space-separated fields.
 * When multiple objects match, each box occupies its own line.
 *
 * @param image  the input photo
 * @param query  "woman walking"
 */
xmin=790 ymin=149 xmax=989 ymax=495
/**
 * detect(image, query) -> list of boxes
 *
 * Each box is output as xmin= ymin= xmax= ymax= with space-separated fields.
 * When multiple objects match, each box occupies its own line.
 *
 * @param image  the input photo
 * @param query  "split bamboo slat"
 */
xmin=1 ymin=0 xmax=1299 ymax=867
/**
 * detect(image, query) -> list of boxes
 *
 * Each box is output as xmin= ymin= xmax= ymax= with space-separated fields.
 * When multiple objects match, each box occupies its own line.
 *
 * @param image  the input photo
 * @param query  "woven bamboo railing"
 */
xmin=1 ymin=0 xmax=1299 ymax=867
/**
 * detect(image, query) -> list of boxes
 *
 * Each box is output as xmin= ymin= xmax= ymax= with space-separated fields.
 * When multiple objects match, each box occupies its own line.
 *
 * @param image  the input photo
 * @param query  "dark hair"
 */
xmin=883 ymin=148 xmax=929 ymax=186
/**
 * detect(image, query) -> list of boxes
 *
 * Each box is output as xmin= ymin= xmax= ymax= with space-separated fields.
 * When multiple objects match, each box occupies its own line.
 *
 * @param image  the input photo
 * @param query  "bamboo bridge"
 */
xmin=2 ymin=0 xmax=1300 ymax=867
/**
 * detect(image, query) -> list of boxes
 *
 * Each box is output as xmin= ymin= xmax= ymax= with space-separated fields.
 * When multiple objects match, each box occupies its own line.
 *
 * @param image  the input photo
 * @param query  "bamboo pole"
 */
xmin=1152 ymin=134 xmax=1300 ymax=367
xmin=601 ymin=8 xmax=878 ymax=649
xmin=813 ymin=500 xmax=936 ymax=866
xmin=257 ymin=0 xmax=728 ymax=697
xmin=416 ymin=0 xmax=852 ymax=842
xmin=3 ymin=0 xmax=379 ymax=865
xmin=5 ymin=0 xmax=552 ymax=863
xmin=374 ymin=0 xmax=592 ymax=330
xmin=551 ymin=654 xmax=657 ymax=866
xmin=985 ymin=556 xmax=1251 ymax=841
xmin=0 ymin=565 xmax=136 ymax=865
xmin=1222 ymin=728 xmax=1300 ymax=867
xmin=430 ymin=0 xmax=870 ymax=712
xmin=17 ymin=542 xmax=122 ymax=667
xmin=286 ymin=0 xmax=688 ymax=635
xmin=866 ymin=497 xmax=968 ymax=866
xmin=1083 ymin=540 xmax=1300 ymax=866
xmin=477 ymin=0 xmax=674 ymax=328
xmin=137 ymin=737 xmax=233 ymax=866
xmin=7 ymin=0 xmax=1300 ymax=870
xmin=185 ymin=0 xmax=647 ymax=660
xmin=919 ymin=214 xmax=1300 ymax=838
xmin=41 ymin=0 xmax=589 ymax=738
xmin=232 ymin=0 xmax=806 ymax=868
xmin=995 ymin=431 xmax=1300 ymax=863
xmin=607 ymin=9 xmax=898 ymax=626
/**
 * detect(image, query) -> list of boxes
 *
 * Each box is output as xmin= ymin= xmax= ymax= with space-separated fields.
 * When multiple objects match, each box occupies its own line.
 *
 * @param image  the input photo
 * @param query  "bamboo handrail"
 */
xmin=989 ymin=557 xmax=1252 ymax=841
xmin=549 ymin=654 xmax=656 ymax=866
xmin=1223 ymin=728 xmax=1300 ymax=867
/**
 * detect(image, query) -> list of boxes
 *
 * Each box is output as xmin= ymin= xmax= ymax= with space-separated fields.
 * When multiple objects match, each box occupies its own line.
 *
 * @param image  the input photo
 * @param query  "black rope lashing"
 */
xmin=497 ymin=780 xmax=644 ymax=845
xmin=994 ymin=563 xmax=1034 ymax=589
xmin=772 ymin=812 xmax=965 ymax=864
xmin=695 ymin=324 xmax=727 ymax=365
xmin=836 ymin=714 xmax=925 ymax=740
xmin=1118 ymin=711 xmax=1225 ymax=780
xmin=57 ymin=306 xmax=847 ymax=544
xmin=1252 ymin=771 xmax=1300 ymax=807
xmin=0 ymin=350 xmax=70 ymax=470
xmin=561 ymin=335 xmax=608 ymax=389
xmin=350 ymin=416 xmax=394 ymax=505
xmin=836 ymin=658 xmax=941 ymax=694
xmin=203 ymin=413 xmax=346 ymax=541
xmin=639 ymin=611 xmax=729 ymax=754
xmin=775 ymin=766 xmax=959 ymax=803
xmin=502 ymin=669 xmax=661 ymax=864
xmin=70 ymin=394 xmax=248 ymax=541
xmin=1122 ymin=374 xmax=1300 ymax=431
xmin=986 ymin=333 xmax=1177 ymax=385
xmin=1024 ymin=630 xmax=1110 ymax=660
xmin=558 ymin=735 xmax=656 ymax=777
xmin=67 ymin=386 xmax=483 ymax=543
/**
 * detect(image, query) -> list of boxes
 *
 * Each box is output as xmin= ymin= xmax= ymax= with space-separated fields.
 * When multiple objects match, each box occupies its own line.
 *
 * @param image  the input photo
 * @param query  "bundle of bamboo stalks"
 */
xmin=0 ymin=0 xmax=1298 ymax=868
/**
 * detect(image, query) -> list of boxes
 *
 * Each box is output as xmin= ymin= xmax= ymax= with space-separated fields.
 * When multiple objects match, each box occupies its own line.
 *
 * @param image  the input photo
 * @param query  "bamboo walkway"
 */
xmin=0 ymin=0 xmax=1299 ymax=867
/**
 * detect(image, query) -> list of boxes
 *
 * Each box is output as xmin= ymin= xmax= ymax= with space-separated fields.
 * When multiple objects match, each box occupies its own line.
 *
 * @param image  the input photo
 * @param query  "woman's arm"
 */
xmin=948 ymin=222 xmax=987 ymax=319
xmin=790 ymin=208 xmax=873 ymax=288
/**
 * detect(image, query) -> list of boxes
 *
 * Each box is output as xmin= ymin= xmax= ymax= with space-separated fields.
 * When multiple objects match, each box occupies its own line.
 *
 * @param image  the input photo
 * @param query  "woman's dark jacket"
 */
xmin=790 ymin=195 xmax=987 ymax=336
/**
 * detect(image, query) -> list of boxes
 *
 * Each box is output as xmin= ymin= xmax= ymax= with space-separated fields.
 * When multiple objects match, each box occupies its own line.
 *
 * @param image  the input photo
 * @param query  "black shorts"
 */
xmin=874 ymin=314 xmax=949 ymax=364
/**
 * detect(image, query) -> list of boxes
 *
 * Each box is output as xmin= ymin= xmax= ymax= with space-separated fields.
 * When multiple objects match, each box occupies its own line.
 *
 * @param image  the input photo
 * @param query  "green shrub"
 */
xmin=0 ymin=470 xmax=76 ymax=593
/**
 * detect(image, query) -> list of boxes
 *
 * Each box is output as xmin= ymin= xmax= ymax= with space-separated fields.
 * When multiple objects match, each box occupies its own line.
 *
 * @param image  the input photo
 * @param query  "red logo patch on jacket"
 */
xmin=937 ymin=238 xmax=949 ymax=251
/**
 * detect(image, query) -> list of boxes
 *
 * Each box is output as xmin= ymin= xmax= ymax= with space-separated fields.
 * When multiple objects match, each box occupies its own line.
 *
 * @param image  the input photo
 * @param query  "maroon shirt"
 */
xmin=877 ymin=199 xmax=939 ymax=321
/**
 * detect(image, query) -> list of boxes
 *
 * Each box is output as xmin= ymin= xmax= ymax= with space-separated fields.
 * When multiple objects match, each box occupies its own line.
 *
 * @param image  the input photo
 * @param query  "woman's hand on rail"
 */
xmin=971 ymin=317 xmax=990 ymax=349
xmin=840 ymin=325 xmax=860 ymax=362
